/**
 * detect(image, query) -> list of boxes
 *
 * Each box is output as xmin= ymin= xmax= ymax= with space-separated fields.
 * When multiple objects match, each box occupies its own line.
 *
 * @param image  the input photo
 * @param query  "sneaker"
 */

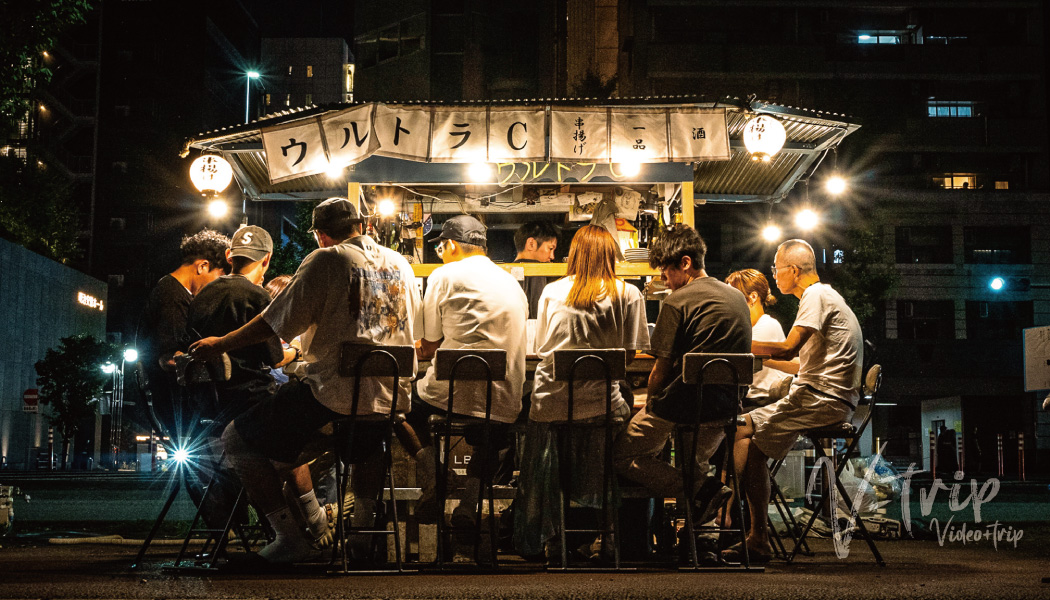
xmin=693 ymin=479 xmax=733 ymax=525
xmin=257 ymin=534 xmax=323 ymax=564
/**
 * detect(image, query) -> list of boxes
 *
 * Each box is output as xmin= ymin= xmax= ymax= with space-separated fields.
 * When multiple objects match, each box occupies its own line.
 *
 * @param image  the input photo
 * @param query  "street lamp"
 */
xmin=108 ymin=348 xmax=136 ymax=470
xmin=245 ymin=71 xmax=260 ymax=124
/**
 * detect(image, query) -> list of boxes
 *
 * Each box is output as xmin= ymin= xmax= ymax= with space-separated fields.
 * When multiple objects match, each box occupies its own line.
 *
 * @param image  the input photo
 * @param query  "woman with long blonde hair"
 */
xmin=514 ymin=225 xmax=650 ymax=560
xmin=725 ymin=268 xmax=796 ymax=407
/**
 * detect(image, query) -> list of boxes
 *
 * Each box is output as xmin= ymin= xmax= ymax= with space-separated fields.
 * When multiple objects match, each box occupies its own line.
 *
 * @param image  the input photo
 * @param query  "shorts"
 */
xmin=749 ymin=384 xmax=854 ymax=461
xmin=234 ymin=377 xmax=386 ymax=464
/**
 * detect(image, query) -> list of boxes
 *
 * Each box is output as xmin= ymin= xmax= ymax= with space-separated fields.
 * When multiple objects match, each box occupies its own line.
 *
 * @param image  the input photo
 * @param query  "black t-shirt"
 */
xmin=138 ymin=274 xmax=192 ymax=374
xmin=186 ymin=275 xmax=283 ymax=409
xmin=514 ymin=258 xmax=550 ymax=320
xmin=648 ymin=276 xmax=752 ymax=423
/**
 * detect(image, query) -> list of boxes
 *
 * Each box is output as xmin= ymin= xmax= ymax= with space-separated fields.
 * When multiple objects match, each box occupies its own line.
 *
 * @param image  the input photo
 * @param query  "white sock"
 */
xmin=260 ymin=506 xmax=316 ymax=562
xmin=264 ymin=506 xmax=301 ymax=543
xmin=298 ymin=490 xmax=327 ymax=539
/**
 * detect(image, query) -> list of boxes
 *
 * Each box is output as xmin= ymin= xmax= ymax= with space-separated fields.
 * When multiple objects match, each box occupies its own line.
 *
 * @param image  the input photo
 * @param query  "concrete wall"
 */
xmin=0 ymin=238 xmax=107 ymax=469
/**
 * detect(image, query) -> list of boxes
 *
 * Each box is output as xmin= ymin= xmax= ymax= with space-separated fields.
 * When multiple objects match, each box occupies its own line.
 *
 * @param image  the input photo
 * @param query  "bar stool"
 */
xmin=330 ymin=342 xmax=415 ymax=574
xmin=548 ymin=348 xmax=627 ymax=571
xmin=677 ymin=352 xmax=762 ymax=572
xmin=131 ymin=361 xmax=261 ymax=571
xmin=429 ymin=348 xmax=507 ymax=569
xmin=786 ymin=364 xmax=886 ymax=567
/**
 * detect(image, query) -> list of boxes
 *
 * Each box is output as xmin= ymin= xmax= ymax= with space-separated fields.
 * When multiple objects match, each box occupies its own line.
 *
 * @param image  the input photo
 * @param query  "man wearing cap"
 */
xmin=185 ymin=225 xmax=294 ymax=533
xmin=190 ymin=198 xmax=422 ymax=564
xmin=187 ymin=225 xmax=291 ymax=421
xmin=397 ymin=215 xmax=529 ymax=528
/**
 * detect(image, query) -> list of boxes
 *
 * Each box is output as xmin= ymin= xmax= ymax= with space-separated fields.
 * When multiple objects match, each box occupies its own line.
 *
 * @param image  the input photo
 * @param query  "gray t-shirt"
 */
xmin=794 ymin=282 xmax=863 ymax=407
xmin=648 ymin=276 xmax=751 ymax=423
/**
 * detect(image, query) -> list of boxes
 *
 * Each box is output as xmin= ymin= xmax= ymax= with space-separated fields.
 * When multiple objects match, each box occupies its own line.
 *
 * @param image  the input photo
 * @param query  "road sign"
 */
xmin=1023 ymin=325 xmax=1050 ymax=391
xmin=23 ymin=388 xmax=39 ymax=413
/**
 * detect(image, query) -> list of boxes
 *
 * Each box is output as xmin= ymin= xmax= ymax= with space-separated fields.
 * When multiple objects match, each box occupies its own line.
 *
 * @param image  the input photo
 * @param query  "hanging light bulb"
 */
xmin=825 ymin=175 xmax=847 ymax=195
xmin=761 ymin=224 xmax=782 ymax=242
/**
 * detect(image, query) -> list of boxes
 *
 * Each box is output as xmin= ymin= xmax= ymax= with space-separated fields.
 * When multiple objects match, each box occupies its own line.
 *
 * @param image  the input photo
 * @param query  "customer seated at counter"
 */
xmin=614 ymin=224 xmax=751 ymax=553
xmin=732 ymin=239 xmax=864 ymax=564
xmin=513 ymin=225 xmax=650 ymax=560
xmin=724 ymin=268 xmax=797 ymax=410
xmin=398 ymin=215 xmax=529 ymax=528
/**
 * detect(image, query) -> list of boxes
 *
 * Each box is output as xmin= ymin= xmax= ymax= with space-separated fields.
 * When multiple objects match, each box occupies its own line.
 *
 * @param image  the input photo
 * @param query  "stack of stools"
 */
xmin=675 ymin=352 xmax=762 ymax=572
xmin=428 ymin=348 xmax=507 ymax=569
xmin=547 ymin=349 xmax=628 ymax=571
xmin=329 ymin=343 xmax=416 ymax=574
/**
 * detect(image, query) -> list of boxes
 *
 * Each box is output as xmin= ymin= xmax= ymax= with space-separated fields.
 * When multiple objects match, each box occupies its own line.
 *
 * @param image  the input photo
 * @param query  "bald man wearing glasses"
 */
xmin=728 ymin=238 xmax=863 ymax=563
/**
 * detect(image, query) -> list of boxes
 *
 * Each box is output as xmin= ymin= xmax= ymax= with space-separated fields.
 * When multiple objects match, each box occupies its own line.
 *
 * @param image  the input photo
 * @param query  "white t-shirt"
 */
xmin=263 ymin=235 xmax=422 ymax=415
xmin=416 ymin=255 xmax=528 ymax=423
xmin=748 ymin=313 xmax=787 ymax=400
xmin=794 ymin=282 xmax=863 ymax=406
xmin=530 ymin=277 xmax=650 ymax=422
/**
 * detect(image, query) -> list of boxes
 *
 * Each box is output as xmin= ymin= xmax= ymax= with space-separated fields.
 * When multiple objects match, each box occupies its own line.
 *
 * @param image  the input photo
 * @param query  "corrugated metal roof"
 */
xmin=186 ymin=98 xmax=859 ymax=204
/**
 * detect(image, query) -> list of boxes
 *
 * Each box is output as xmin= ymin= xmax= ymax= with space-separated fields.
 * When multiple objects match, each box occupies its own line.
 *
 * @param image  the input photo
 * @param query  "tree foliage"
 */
xmin=34 ymin=334 xmax=118 ymax=469
xmin=827 ymin=219 xmax=900 ymax=331
xmin=268 ymin=201 xmax=318 ymax=279
xmin=0 ymin=0 xmax=94 ymax=135
xmin=0 ymin=156 xmax=82 ymax=263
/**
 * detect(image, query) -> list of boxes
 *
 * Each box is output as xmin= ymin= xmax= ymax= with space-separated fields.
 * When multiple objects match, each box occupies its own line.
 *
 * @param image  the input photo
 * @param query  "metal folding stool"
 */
xmin=131 ymin=362 xmax=260 ymax=571
xmin=329 ymin=342 xmax=415 ymax=574
xmin=676 ymin=352 xmax=763 ymax=572
xmin=429 ymin=348 xmax=507 ymax=569
xmin=547 ymin=349 xmax=628 ymax=571
xmin=787 ymin=364 xmax=885 ymax=566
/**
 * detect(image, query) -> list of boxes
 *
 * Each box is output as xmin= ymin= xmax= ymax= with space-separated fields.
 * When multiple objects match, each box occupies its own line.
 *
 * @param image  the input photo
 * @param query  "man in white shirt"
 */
xmin=730 ymin=238 xmax=863 ymax=562
xmin=398 ymin=215 xmax=529 ymax=525
xmin=190 ymin=198 xmax=422 ymax=563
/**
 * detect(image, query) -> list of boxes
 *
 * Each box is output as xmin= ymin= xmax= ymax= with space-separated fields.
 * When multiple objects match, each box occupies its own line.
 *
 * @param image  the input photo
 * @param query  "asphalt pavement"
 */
xmin=1 ymin=528 xmax=1048 ymax=600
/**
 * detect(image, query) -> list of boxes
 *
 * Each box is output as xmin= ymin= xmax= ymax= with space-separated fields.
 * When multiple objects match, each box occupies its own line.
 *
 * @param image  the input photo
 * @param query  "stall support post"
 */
xmin=681 ymin=181 xmax=695 ymax=228
xmin=348 ymin=182 xmax=361 ymax=211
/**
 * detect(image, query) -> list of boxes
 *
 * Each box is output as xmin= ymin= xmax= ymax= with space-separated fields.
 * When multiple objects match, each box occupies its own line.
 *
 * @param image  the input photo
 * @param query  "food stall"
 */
xmin=183 ymin=96 xmax=860 ymax=283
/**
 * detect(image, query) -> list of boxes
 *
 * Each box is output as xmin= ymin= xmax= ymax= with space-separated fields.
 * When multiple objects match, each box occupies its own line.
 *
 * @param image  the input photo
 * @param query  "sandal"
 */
xmin=720 ymin=541 xmax=772 ymax=565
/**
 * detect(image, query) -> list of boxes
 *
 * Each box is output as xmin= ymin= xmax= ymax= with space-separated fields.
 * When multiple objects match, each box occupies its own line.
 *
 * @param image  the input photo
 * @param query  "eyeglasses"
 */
xmin=771 ymin=264 xmax=796 ymax=277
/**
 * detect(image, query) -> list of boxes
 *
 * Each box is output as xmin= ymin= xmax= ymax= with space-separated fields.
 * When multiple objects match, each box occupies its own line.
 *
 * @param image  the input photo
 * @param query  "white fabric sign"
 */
xmin=550 ymin=107 xmax=608 ymax=162
xmin=259 ymin=103 xmax=734 ymax=182
xmin=261 ymin=118 xmax=329 ymax=183
xmin=321 ymin=104 xmax=379 ymax=168
xmin=430 ymin=107 xmax=488 ymax=162
xmin=669 ymin=108 xmax=731 ymax=161
xmin=610 ymin=108 xmax=669 ymax=162
xmin=374 ymin=104 xmax=431 ymax=161
xmin=488 ymin=109 xmax=546 ymax=162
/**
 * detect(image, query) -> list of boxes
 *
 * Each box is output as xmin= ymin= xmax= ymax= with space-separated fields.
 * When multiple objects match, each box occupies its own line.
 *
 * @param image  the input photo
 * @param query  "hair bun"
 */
xmin=765 ymin=293 xmax=777 ymax=306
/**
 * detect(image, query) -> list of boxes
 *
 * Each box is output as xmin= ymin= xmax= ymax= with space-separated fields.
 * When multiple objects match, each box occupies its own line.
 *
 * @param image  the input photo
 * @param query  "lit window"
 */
xmin=926 ymin=35 xmax=969 ymax=44
xmin=307 ymin=65 xmax=313 ymax=77
xmin=305 ymin=93 xmax=312 ymax=105
xmin=857 ymin=32 xmax=902 ymax=44
xmin=935 ymin=173 xmax=976 ymax=190
xmin=995 ymin=181 xmax=1009 ymax=190
xmin=928 ymin=100 xmax=977 ymax=118
xmin=265 ymin=93 xmax=271 ymax=106
xmin=285 ymin=93 xmax=291 ymax=106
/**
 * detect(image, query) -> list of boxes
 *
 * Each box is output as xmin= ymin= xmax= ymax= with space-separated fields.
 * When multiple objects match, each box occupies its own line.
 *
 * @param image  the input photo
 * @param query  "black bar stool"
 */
xmin=429 ymin=348 xmax=507 ymax=569
xmin=330 ymin=342 xmax=415 ymax=574
xmin=548 ymin=348 xmax=628 ymax=571
xmin=131 ymin=360 xmax=261 ymax=571
xmin=677 ymin=352 xmax=762 ymax=572
xmin=787 ymin=364 xmax=886 ymax=566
